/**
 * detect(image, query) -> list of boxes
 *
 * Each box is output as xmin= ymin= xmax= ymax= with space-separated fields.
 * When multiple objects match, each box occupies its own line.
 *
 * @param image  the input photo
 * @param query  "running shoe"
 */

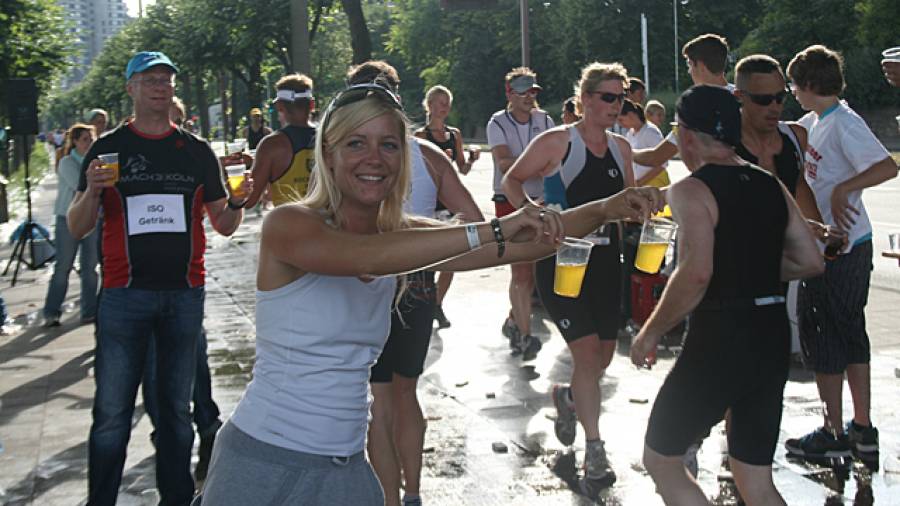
xmin=433 ymin=305 xmax=451 ymax=329
xmin=785 ymin=427 xmax=851 ymax=459
xmin=552 ymin=385 xmax=577 ymax=446
xmin=401 ymin=495 xmax=422 ymax=506
xmin=845 ymin=421 xmax=879 ymax=457
xmin=502 ymin=317 xmax=520 ymax=341
xmin=579 ymin=439 xmax=616 ymax=497
xmin=520 ymin=334 xmax=542 ymax=361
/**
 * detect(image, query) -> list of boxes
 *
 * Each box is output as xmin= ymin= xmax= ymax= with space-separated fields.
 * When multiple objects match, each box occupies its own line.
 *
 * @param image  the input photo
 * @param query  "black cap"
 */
xmin=676 ymin=85 xmax=741 ymax=148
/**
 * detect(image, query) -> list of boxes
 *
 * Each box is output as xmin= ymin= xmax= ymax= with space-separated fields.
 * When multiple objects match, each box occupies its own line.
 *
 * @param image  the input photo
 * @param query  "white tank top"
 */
xmin=403 ymin=139 xmax=438 ymax=218
xmin=230 ymin=272 xmax=396 ymax=456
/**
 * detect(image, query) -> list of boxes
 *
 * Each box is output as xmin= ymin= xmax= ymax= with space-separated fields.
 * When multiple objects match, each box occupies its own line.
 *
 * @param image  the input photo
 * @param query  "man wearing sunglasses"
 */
xmin=633 ymin=33 xmax=734 ymax=168
xmin=487 ymin=67 xmax=555 ymax=359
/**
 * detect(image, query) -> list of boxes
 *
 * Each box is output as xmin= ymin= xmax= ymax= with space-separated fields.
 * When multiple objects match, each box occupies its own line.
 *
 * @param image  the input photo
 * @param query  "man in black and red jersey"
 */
xmin=68 ymin=51 xmax=248 ymax=506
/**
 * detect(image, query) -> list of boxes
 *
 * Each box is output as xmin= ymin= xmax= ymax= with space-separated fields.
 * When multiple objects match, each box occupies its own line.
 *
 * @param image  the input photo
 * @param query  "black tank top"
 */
xmin=425 ymin=127 xmax=458 ymax=161
xmin=691 ymin=164 xmax=787 ymax=301
xmin=247 ymin=125 xmax=268 ymax=150
xmin=735 ymin=129 xmax=802 ymax=196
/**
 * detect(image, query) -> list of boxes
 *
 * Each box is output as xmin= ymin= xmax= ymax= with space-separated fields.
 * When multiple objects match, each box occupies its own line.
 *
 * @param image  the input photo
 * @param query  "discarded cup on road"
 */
xmin=635 ymin=219 xmax=677 ymax=274
xmin=554 ymin=237 xmax=593 ymax=298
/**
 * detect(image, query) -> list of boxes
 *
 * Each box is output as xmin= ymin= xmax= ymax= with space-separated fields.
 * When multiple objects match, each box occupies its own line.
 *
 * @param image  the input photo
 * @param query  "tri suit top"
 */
xmin=270 ymin=125 xmax=316 ymax=207
xmin=536 ymin=126 xmax=628 ymax=342
xmin=78 ymin=122 xmax=227 ymax=290
xmin=735 ymin=122 xmax=803 ymax=196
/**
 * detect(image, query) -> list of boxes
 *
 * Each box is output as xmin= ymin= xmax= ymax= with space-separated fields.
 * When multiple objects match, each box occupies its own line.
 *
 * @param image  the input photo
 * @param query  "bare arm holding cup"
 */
xmin=67 ymin=155 xmax=118 ymax=240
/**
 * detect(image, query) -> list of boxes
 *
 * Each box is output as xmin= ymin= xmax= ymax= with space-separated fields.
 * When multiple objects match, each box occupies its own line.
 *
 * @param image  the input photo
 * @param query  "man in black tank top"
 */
xmin=631 ymin=86 xmax=823 ymax=505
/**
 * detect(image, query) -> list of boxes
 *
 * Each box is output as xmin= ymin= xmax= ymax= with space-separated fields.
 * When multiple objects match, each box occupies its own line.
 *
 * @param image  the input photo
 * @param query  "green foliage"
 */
xmin=0 ymin=0 xmax=74 ymax=119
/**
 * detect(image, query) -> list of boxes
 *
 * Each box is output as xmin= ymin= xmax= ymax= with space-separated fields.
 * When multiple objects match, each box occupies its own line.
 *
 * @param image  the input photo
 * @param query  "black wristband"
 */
xmin=227 ymin=198 xmax=246 ymax=210
xmin=490 ymin=218 xmax=505 ymax=258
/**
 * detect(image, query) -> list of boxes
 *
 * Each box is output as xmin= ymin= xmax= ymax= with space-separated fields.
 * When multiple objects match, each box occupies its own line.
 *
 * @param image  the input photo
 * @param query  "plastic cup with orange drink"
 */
xmin=225 ymin=164 xmax=248 ymax=198
xmin=635 ymin=219 xmax=678 ymax=274
xmin=554 ymin=237 xmax=593 ymax=298
xmin=97 ymin=153 xmax=119 ymax=185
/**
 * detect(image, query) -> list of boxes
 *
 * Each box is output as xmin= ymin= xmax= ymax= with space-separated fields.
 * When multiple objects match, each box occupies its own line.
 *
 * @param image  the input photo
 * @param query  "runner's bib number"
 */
xmin=126 ymin=194 xmax=186 ymax=235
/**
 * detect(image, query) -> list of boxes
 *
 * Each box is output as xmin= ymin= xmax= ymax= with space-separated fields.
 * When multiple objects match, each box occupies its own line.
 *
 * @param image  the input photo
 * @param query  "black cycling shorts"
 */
xmin=535 ymin=242 xmax=621 ymax=342
xmin=370 ymin=271 xmax=435 ymax=383
xmin=644 ymin=304 xmax=790 ymax=466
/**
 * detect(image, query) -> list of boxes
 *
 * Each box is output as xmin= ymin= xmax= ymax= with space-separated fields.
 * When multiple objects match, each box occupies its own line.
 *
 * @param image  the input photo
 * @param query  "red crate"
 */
xmin=630 ymin=272 xmax=668 ymax=325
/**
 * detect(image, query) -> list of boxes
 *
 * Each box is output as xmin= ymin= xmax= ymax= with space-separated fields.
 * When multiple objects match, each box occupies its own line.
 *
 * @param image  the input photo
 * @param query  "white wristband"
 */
xmin=465 ymin=223 xmax=481 ymax=250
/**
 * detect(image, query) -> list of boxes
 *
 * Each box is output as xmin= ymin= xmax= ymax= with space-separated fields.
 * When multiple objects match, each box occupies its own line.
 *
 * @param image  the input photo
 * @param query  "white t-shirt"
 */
xmin=626 ymin=123 xmax=667 ymax=180
xmin=665 ymin=82 xmax=736 ymax=146
xmin=804 ymin=102 xmax=890 ymax=252
xmin=486 ymin=109 xmax=554 ymax=198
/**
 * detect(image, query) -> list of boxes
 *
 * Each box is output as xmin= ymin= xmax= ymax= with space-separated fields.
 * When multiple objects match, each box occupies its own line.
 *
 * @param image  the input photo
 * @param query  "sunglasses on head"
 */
xmin=321 ymin=83 xmax=403 ymax=131
xmin=743 ymin=89 xmax=790 ymax=106
xmin=588 ymin=91 xmax=627 ymax=104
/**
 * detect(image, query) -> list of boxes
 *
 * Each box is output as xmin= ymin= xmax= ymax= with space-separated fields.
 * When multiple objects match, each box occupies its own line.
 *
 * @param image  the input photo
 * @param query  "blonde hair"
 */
xmin=574 ymin=62 xmax=629 ymax=115
xmin=304 ymin=96 xmax=412 ymax=234
xmin=645 ymin=100 xmax=666 ymax=116
xmin=422 ymin=85 xmax=453 ymax=120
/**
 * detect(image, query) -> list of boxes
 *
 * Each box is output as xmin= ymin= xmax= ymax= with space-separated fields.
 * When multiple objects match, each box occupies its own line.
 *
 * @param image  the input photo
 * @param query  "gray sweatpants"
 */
xmin=194 ymin=421 xmax=384 ymax=505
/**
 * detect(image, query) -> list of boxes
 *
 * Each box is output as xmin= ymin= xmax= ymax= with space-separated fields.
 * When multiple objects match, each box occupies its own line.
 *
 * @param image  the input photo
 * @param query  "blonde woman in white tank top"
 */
xmin=196 ymin=82 xmax=664 ymax=506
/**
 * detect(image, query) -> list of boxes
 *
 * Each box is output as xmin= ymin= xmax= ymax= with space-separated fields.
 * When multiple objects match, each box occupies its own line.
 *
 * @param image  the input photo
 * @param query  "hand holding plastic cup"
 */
xmin=97 ymin=153 xmax=119 ymax=186
xmin=226 ymin=164 xmax=248 ymax=198
xmin=227 ymin=142 xmax=245 ymax=155
xmin=635 ymin=219 xmax=678 ymax=274
xmin=554 ymin=237 xmax=593 ymax=298
xmin=467 ymin=145 xmax=481 ymax=161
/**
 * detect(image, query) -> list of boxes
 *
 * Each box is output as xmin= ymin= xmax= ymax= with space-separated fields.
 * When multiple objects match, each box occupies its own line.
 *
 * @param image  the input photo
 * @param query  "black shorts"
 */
xmin=535 ymin=240 xmax=621 ymax=342
xmin=645 ymin=304 xmax=790 ymax=466
xmin=798 ymin=240 xmax=872 ymax=374
xmin=370 ymin=271 xmax=435 ymax=383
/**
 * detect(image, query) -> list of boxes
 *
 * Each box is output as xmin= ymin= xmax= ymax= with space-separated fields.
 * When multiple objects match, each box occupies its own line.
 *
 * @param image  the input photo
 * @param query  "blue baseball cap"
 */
xmin=125 ymin=51 xmax=178 ymax=80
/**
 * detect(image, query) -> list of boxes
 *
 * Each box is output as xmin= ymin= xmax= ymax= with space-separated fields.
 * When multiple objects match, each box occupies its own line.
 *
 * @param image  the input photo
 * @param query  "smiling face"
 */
xmin=326 ymin=112 xmax=404 ymax=211
xmin=127 ymin=66 xmax=175 ymax=117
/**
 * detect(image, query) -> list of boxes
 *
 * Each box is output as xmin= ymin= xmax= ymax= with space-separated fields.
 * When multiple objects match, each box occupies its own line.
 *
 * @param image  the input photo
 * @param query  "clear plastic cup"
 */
xmin=226 ymin=142 xmax=245 ymax=155
xmin=554 ymin=237 xmax=594 ymax=298
xmin=889 ymin=232 xmax=900 ymax=253
xmin=635 ymin=219 xmax=678 ymax=274
xmin=97 ymin=153 xmax=119 ymax=184
xmin=226 ymin=164 xmax=247 ymax=198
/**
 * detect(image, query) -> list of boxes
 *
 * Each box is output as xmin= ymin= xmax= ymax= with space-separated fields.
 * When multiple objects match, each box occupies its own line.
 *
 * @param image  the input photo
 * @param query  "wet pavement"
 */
xmin=1 ymin=148 xmax=899 ymax=504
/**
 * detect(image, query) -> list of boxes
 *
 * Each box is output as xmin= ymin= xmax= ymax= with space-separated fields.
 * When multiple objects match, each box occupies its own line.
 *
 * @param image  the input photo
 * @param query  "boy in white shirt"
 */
xmin=784 ymin=44 xmax=897 ymax=462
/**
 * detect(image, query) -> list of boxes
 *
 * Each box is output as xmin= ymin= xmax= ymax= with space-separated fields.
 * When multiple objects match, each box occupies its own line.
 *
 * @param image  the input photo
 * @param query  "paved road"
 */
xmin=0 ymin=147 xmax=898 ymax=504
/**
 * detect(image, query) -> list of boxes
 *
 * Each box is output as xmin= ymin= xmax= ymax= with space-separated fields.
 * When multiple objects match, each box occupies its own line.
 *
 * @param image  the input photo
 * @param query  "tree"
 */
xmin=0 ymin=0 xmax=73 ymax=121
xmin=341 ymin=0 xmax=372 ymax=63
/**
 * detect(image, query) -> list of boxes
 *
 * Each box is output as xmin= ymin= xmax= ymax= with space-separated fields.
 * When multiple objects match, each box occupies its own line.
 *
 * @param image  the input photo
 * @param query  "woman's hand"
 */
xmin=605 ymin=187 xmax=665 ymax=223
xmin=500 ymin=202 xmax=564 ymax=246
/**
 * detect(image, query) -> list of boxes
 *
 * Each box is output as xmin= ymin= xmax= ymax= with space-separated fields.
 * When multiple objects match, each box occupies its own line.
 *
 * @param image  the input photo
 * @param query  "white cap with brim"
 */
xmin=273 ymin=89 xmax=313 ymax=103
xmin=509 ymin=75 xmax=542 ymax=94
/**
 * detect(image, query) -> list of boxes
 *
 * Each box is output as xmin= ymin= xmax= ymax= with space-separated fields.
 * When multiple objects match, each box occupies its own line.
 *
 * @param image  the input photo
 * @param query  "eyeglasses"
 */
xmin=134 ymin=76 xmax=176 ymax=88
xmin=321 ymin=83 xmax=404 ymax=131
xmin=587 ymin=91 xmax=626 ymax=104
xmin=741 ymin=89 xmax=790 ymax=106
xmin=512 ymin=89 xmax=539 ymax=98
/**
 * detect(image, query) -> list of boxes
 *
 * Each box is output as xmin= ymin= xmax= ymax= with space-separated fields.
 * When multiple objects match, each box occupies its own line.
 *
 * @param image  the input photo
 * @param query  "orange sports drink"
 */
xmin=97 ymin=153 xmax=119 ymax=184
xmin=553 ymin=237 xmax=593 ymax=298
xmin=226 ymin=164 xmax=247 ymax=198
xmin=635 ymin=219 xmax=677 ymax=274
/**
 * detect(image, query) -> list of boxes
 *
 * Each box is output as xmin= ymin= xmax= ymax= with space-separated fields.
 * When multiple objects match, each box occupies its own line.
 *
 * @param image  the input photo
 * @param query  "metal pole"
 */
xmin=520 ymin=0 xmax=530 ymax=68
xmin=290 ymin=0 xmax=311 ymax=74
xmin=673 ymin=0 xmax=679 ymax=93
xmin=138 ymin=0 xmax=143 ymax=18
xmin=641 ymin=13 xmax=649 ymax=95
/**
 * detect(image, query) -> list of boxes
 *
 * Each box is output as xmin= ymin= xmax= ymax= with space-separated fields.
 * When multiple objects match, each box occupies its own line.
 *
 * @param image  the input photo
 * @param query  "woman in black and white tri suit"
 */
xmin=502 ymin=62 xmax=634 ymax=496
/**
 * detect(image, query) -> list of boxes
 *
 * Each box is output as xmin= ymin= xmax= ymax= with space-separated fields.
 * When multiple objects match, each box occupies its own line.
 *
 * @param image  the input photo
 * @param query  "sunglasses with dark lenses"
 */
xmin=588 ymin=91 xmax=627 ymax=104
xmin=322 ymin=83 xmax=403 ymax=130
xmin=744 ymin=89 xmax=790 ymax=106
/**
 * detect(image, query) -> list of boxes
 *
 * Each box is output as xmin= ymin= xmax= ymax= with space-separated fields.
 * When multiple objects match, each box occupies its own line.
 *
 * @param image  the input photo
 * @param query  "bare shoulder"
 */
xmin=413 ymin=128 xmax=427 ymax=139
xmin=262 ymin=203 xmax=328 ymax=241
xmin=669 ymin=177 xmax=716 ymax=221
xmin=448 ymin=126 xmax=462 ymax=136
xmin=786 ymin=122 xmax=808 ymax=146
xmin=611 ymin=134 xmax=633 ymax=155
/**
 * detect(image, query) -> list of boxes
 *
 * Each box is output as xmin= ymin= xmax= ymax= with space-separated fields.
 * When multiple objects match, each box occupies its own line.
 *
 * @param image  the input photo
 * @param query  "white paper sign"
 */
xmin=126 ymin=194 xmax=187 ymax=235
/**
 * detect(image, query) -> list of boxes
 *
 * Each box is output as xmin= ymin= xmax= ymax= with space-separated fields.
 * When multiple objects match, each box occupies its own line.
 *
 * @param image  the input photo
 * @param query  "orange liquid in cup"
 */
xmin=104 ymin=162 xmax=120 ymax=184
xmin=227 ymin=173 xmax=246 ymax=198
xmin=554 ymin=262 xmax=588 ymax=298
xmin=635 ymin=242 xmax=669 ymax=274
